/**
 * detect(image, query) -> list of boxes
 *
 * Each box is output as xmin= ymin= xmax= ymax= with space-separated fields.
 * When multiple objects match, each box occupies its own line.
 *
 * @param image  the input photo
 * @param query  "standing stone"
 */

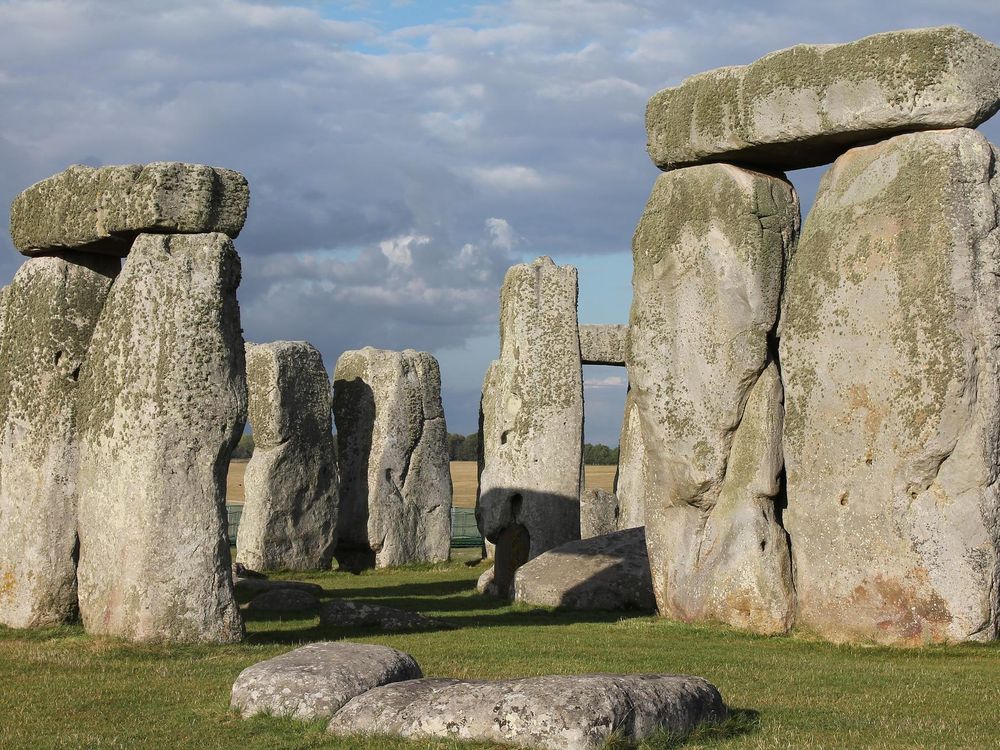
xmin=75 ymin=233 xmax=246 ymax=643
xmin=629 ymin=164 xmax=797 ymax=634
xmin=0 ymin=254 xmax=118 ymax=628
xmin=477 ymin=257 xmax=583 ymax=597
xmin=333 ymin=348 xmax=452 ymax=569
xmin=579 ymin=488 xmax=619 ymax=539
xmin=780 ymin=128 xmax=1000 ymax=645
xmin=646 ymin=26 xmax=1000 ymax=171
xmin=10 ymin=162 xmax=250 ymax=256
xmin=613 ymin=388 xmax=646 ymax=531
xmin=237 ymin=341 xmax=339 ymax=571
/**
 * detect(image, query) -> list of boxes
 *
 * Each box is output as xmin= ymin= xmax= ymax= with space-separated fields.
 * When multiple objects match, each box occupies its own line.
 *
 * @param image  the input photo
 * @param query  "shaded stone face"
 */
xmin=477 ymin=257 xmax=583 ymax=587
xmin=629 ymin=164 xmax=797 ymax=635
xmin=75 ymin=232 xmax=246 ymax=644
xmin=237 ymin=340 xmax=339 ymax=572
xmin=578 ymin=324 xmax=627 ymax=365
xmin=0 ymin=254 xmax=118 ymax=628
xmin=332 ymin=347 xmax=452 ymax=569
xmin=646 ymin=26 xmax=1000 ymax=171
xmin=328 ymin=672 xmax=728 ymax=750
xmin=780 ymin=128 xmax=1000 ymax=645
xmin=10 ymin=162 xmax=249 ymax=256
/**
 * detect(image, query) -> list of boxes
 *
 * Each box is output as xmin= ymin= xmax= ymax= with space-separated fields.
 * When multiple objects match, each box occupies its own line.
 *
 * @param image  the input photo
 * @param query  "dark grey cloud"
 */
xmin=1 ymin=0 xmax=998 ymax=442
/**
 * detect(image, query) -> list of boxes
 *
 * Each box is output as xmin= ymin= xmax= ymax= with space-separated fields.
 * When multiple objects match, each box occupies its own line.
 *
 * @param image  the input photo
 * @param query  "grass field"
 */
xmin=226 ymin=460 xmax=618 ymax=509
xmin=1 ymin=558 xmax=998 ymax=749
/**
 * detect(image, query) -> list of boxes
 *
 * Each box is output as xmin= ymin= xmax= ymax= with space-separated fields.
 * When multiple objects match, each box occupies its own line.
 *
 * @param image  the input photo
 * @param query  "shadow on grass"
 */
xmin=604 ymin=708 xmax=760 ymax=749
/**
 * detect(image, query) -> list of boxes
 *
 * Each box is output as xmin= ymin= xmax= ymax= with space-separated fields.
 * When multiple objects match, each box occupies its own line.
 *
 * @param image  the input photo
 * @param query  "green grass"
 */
xmin=1 ymin=553 xmax=998 ymax=750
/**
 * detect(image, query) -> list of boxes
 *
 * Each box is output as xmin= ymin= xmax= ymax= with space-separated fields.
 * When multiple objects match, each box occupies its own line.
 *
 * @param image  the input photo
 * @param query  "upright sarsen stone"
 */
xmin=646 ymin=26 xmax=1000 ymax=171
xmin=333 ymin=348 xmax=452 ymax=569
xmin=0 ymin=254 xmax=118 ymax=628
xmin=629 ymin=164 xmax=797 ymax=634
xmin=10 ymin=162 xmax=249 ymax=256
xmin=780 ymin=128 xmax=1000 ymax=644
xmin=237 ymin=341 xmax=339 ymax=571
xmin=477 ymin=257 xmax=583 ymax=596
xmin=75 ymin=233 xmax=246 ymax=643
xmin=613 ymin=388 xmax=646 ymax=531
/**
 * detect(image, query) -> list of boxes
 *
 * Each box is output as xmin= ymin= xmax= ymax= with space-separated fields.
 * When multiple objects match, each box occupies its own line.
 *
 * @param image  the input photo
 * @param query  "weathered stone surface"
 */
xmin=629 ymin=164 xmax=797 ymax=635
xmin=11 ymin=162 xmax=249 ymax=256
xmin=0 ymin=254 xmax=118 ymax=628
xmin=246 ymin=588 xmax=320 ymax=613
xmin=319 ymin=599 xmax=448 ymax=631
xmin=478 ymin=257 xmax=583 ymax=597
xmin=780 ymin=128 xmax=1000 ymax=645
xmin=646 ymin=26 xmax=1000 ymax=171
xmin=613 ymin=388 xmax=646 ymax=531
xmin=75 ymin=232 xmax=246 ymax=643
xmin=579 ymin=324 xmax=627 ymax=365
xmin=580 ymin=488 xmax=620 ymax=539
xmin=231 ymin=642 xmax=422 ymax=720
xmin=328 ymin=673 xmax=727 ymax=750
xmin=333 ymin=348 xmax=452 ymax=569
xmin=237 ymin=341 xmax=338 ymax=571
xmin=513 ymin=527 xmax=655 ymax=611
xmin=234 ymin=577 xmax=324 ymax=596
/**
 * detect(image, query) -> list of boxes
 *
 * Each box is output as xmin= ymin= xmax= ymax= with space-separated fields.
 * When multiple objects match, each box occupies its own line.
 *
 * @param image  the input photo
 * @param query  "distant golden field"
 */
xmin=225 ymin=459 xmax=616 ymax=507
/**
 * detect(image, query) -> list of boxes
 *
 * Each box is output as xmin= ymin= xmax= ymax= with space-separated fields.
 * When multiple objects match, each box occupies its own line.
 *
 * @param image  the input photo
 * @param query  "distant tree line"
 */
xmin=447 ymin=433 xmax=619 ymax=465
xmin=232 ymin=433 xmax=255 ymax=459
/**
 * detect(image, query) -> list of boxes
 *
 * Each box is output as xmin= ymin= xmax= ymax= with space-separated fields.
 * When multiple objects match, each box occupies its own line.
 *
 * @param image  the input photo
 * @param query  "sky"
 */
xmin=1 ymin=0 xmax=999 ymax=444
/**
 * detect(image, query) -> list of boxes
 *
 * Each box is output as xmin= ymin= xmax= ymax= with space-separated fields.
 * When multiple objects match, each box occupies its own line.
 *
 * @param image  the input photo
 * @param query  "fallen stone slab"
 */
xmin=328 ymin=673 xmax=728 ymax=750
xmin=578 ymin=324 xmax=627 ymax=365
xmin=646 ymin=25 xmax=1000 ymax=171
xmin=75 ymin=232 xmax=246 ymax=644
xmin=237 ymin=340 xmax=339 ymax=572
xmin=319 ymin=599 xmax=449 ymax=631
xmin=513 ymin=528 xmax=655 ymax=612
xmin=0 ymin=253 xmax=118 ymax=628
xmin=10 ymin=162 xmax=249 ymax=256
xmin=234 ymin=577 xmax=324 ymax=596
xmin=246 ymin=588 xmax=320 ymax=613
xmin=781 ymin=127 xmax=1000 ymax=645
xmin=231 ymin=642 xmax=422 ymax=720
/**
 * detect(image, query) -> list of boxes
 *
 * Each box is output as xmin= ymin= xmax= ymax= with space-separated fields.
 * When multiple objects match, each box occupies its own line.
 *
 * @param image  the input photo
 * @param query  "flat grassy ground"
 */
xmin=227 ymin=461 xmax=618 ymax=508
xmin=2 ymin=557 xmax=998 ymax=750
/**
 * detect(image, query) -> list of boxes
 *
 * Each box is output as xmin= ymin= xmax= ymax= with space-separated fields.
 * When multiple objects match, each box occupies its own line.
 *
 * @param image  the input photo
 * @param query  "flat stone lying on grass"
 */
xmin=10 ymin=162 xmax=249 ymax=256
xmin=319 ymin=599 xmax=450 ymax=631
xmin=231 ymin=642 xmax=422 ymax=720
xmin=646 ymin=25 xmax=1000 ymax=171
xmin=513 ymin=527 xmax=655 ymax=612
xmin=233 ymin=577 xmax=324 ymax=596
xmin=245 ymin=588 xmax=320 ymax=613
xmin=328 ymin=673 xmax=728 ymax=750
